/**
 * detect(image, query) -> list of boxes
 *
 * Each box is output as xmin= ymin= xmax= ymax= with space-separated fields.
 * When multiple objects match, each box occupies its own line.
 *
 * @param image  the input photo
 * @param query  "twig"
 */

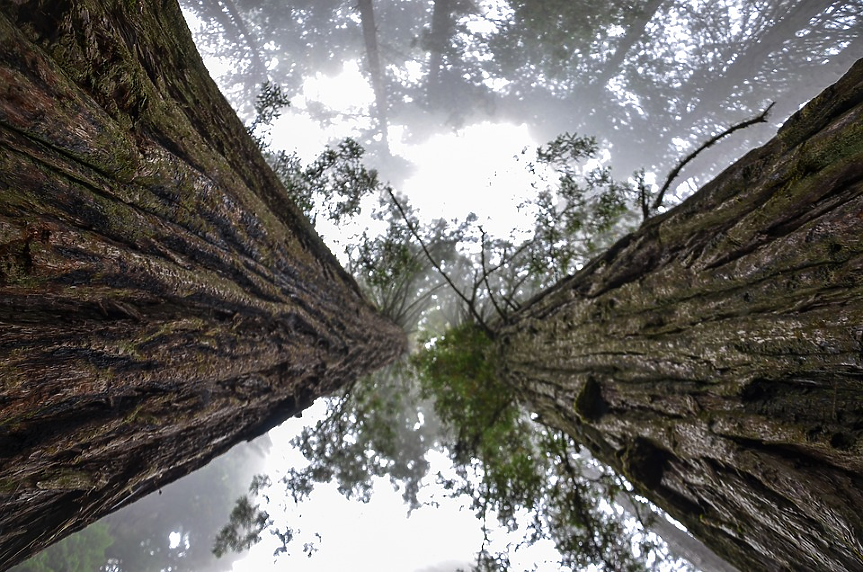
xmin=651 ymin=102 xmax=776 ymax=212
xmin=638 ymin=172 xmax=651 ymax=223
xmin=386 ymin=188 xmax=493 ymax=337
xmin=478 ymin=227 xmax=508 ymax=323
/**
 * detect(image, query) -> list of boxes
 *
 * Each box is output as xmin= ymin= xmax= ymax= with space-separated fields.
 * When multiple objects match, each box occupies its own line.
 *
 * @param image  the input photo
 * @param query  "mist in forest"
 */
xmin=12 ymin=1 xmax=862 ymax=571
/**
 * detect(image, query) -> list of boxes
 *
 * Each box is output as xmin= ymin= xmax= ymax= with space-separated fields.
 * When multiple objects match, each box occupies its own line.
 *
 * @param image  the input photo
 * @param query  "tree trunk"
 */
xmin=217 ymin=0 xmax=268 ymax=88
xmin=357 ymin=0 xmax=389 ymax=146
xmin=498 ymin=58 xmax=863 ymax=572
xmin=591 ymin=0 xmax=665 ymax=89
xmin=0 ymin=1 xmax=404 ymax=569
xmin=426 ymin=0 xmax=452 ymax=109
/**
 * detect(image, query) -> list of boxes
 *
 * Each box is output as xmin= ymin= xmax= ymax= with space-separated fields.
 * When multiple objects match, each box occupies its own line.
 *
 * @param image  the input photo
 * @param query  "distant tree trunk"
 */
xmin=187 ymin=0 xmax=268 ymax=94
xmin=499 ymin=58 xmax=863 ymax=572
xmin=0 ymin=1 xmax=404 ymax=569
xmin=591 ymin=0 xmax=665 ymax=89
xmin=218 ymin=0 xmax=268 ymax=85
xmin=357 ymin=0 xmax=389 ymax=147
xmin=426 ymin=0 xmax=452 ymax=108
xmin=618 ymin=496 xmax=740 ymax=572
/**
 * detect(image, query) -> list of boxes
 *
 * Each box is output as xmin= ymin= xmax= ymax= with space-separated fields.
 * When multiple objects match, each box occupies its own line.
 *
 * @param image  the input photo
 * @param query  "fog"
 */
xmin=11 ymin=1 xmax=862 ymax=571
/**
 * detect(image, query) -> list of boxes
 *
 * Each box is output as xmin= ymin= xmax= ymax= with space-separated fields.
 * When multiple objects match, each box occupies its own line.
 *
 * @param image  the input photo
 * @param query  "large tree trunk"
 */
xmin=0 ymin=1 xmax=404 ymax=569
xmin=498 ymin=58 xmax=863 ymax=572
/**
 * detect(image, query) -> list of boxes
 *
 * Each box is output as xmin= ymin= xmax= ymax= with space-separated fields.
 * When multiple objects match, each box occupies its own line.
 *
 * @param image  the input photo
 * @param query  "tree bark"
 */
xmin=498 ymin=58 xmax=863 ymax=572
xmin=0 ymin=1 xmax=404 ymax=569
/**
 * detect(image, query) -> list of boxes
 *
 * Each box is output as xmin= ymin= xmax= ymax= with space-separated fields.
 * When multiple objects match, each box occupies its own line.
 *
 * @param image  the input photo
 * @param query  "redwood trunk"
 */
xmin=357 ymin=0 xmax=389 ymax=143
xmin=592 ymin=0 xmax=664 ymax=89
xmin=499 ymin=59 xmax=863 ymax=572
xmin=0 ymin=1 xmax=403 ymax=569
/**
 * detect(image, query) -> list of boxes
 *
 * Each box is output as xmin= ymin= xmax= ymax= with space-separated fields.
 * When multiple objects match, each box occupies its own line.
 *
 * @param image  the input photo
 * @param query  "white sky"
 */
xmin=232 ymin=404 xmax=483 ymax=572
xmin=231 ymin=404 xmax=563 ymax=572
xmin=267 ymin=60 xmax=538 ymax=241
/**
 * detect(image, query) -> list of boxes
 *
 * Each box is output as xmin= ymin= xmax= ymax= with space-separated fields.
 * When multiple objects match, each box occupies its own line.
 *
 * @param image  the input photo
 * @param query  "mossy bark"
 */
xmin=499 ymin=59 xmax=863 ymax=572
xmin=0 ymin=0 xmax=404 ymax=568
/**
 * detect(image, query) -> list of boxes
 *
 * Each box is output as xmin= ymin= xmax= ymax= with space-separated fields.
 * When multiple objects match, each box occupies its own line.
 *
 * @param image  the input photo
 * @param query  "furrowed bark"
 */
xmin=499 ymin=58 xmax=863 ymax=572
xmin=0 ymin=0 xmax=404 ymax=568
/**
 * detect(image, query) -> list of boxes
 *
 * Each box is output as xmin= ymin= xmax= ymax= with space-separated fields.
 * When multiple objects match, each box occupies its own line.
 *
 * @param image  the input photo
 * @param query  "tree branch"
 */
xmin=386 ymin=188 xmax=493 ymax=337
xmin=651 ymin=102 xmax=776 ymax=212
xmin=479 ymin=227 xmax=509 ymax=323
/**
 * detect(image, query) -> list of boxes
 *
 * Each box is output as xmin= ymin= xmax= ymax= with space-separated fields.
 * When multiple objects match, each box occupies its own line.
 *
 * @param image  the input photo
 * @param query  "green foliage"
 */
xmin=246 ymin=81 xmax=291 ymax=146
xmin=253 ymin=81 xmax=291 ymax=126
xmin=283 ymin=362 xmax=435 ymax=511
xmin=9 ymin=522 xmax=113 ymax=572
xmin=267 ymin=139 xmax=380 ymax=225
xmin=413 ymin=324 xmax=516 ymax=466
xmin=212 ymin=492 xmax=272 ymax=558
xmin=347 ymin=193 xmax=472 ymax=331
xmin=523 ymin=132 xmax=642 ymax=280
xmin=244 ymin=81 xmax=380 ymax=228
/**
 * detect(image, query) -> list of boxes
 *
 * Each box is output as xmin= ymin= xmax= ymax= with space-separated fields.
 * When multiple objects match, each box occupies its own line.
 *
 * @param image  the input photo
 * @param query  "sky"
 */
xmin=232 ymin=404 xmax=483 ymax=572
xmin=262 ymin=59 xmax=539 ymax=252
xmin=232 ymin=408 xmax=564 ymax=571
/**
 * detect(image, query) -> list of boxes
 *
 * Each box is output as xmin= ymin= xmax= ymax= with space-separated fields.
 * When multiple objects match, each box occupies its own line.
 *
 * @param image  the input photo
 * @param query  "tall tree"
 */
xmin=0 ymin=0 xmax=403 ymax=569
xmin=590 ymin=0 xmax=666 ymax=90
xmin=498 ymin=58 xmax=863 ymax=571
xmin=357 ymin=0 xmax=390 ymax=146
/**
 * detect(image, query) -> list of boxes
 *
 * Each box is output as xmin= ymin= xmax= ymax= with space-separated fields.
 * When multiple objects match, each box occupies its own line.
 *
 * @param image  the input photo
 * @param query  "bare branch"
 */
xmin=651 ymin=102 xmax=776 ymax=213
xmin=386 ymin=188 xmax=494 ymax=337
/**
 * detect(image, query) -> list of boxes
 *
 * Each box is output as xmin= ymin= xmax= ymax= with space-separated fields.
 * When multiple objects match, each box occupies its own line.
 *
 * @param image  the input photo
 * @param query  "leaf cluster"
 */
xmin=523 ymin=132 xmax=645 ymax=281
xmin=411 ymin=324 xmax=682 ymax=571
xmin=212 ymin=493 xmax=272 ymax=559
xmin=282 ymin=362 xmax=435 ymax=511
xmin=267 ymin=138 xmax=380 ymax=225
